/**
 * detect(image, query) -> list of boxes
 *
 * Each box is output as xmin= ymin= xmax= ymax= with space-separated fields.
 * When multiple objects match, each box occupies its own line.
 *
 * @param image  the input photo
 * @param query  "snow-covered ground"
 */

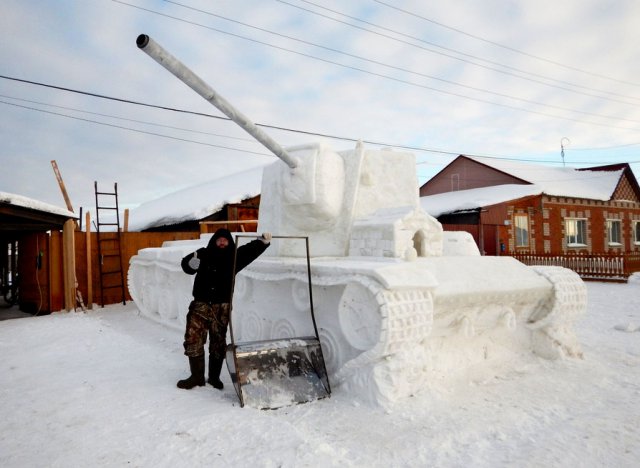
xmin=1 ymin=277 xmax=639 ymax=467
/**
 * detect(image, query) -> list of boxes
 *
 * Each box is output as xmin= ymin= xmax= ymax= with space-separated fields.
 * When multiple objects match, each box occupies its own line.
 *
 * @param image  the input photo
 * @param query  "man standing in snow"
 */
xmin=177 ymin=228 xmax=271 ymax=390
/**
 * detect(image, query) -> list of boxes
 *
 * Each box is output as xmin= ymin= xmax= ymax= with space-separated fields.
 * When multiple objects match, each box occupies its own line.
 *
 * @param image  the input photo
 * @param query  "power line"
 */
xmin=3 ymin=75 xmax=639 ymax=165
xmin=160 ymin=0 xmax=640 ymax=125
xmin=373 ymin=0 xmax=640 ymax=88
xmin=277 ymin=0 xmax=640 ymax=105
xmin=0 ymin=93 xmax=257 ymax=143
xmin=0 ymin=78 xmax=458 ymax=154
xmin=0 ymin=74 xmax=226 ymax=119
xmin=108 ymin=1 xmax=640 ymax=132
xmin=0 ymin=99 xmax=274 ymax=157
xmin=571 ymin=142 xmax=640 ymax=151
xmin=1 ymin=74 xmax=323 ymax=140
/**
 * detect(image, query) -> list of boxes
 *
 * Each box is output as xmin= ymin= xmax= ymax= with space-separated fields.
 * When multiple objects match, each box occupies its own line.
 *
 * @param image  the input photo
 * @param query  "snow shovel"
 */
xmin=225 ymin=235 xmax=331 ymax=409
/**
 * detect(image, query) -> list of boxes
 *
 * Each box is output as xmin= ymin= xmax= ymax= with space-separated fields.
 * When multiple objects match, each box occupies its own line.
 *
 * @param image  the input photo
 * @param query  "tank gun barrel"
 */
xmin=136 ymin=34 xmax=297 ymax=169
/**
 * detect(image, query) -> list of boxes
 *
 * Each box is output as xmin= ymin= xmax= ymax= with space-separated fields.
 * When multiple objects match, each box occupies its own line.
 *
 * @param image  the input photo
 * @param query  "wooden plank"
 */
xmin=51 ymin=160 xmax=74 ymax=212
xmin=123 ymin=208 xmax=129 ymax=232
xmin=86 ymin=212 xmax=93 ymax=309
xmin=62 ymin=219 xmax=75 ymax=311
xmin=49 ymin=230 xmax=64 ymax=312
xmin=200 ymin=219 xmax=258 ymax=233
xmin=0 ymin=204 xmax=72 ymax=226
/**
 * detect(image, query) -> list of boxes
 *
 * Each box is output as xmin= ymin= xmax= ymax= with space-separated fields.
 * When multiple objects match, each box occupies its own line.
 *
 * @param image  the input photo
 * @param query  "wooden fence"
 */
xmin=19 ymin=227 xmax=640 ymax=313
xmin=511 ymin=252 xmax=640 ymax=282
xmin=75 ymin=231 xmax=201 ymax=308
xmin=16 ymin=230 xmax=203 ymax=313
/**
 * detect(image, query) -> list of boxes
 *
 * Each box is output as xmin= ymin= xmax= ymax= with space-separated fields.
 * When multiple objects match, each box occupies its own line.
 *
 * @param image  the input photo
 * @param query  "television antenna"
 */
xmin=560 ymin=137 xmax=570 ymax=167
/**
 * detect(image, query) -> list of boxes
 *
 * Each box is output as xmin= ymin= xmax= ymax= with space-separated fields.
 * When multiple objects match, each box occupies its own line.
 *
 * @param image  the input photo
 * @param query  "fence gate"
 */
xmin=94 ymin=182 xmax=126 ymax=306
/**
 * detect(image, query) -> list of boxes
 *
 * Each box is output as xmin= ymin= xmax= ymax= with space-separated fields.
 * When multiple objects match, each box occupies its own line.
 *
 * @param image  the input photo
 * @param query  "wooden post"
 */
xmin=123 ymin=208 xmax=129 ymax=232
xmin=86 ymin=212 xmax=93 ymax=309
xmin=62 ymin=219 xmax=76 ymax=311
xmin=49 ymin=230 xmax=64 ymax=312
xmin=51 ymin=160 xmax=74 ymax=212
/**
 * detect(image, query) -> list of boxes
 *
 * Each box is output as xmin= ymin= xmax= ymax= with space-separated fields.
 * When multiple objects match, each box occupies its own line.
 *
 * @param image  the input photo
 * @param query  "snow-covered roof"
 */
xmin=466 ymin=156 xmax=623 ymax=200
xmin=0 ymin=191 xmax=76 ymax=218
xmin=420 ymin=156 xmax=630 ymax=217
xmin=129 ymin=165 xmax=266 ymax=231
xmin=420 ymin=184 xmax=542 ymax=218
xmin=128 ymin=155 xmax=628 ymax=230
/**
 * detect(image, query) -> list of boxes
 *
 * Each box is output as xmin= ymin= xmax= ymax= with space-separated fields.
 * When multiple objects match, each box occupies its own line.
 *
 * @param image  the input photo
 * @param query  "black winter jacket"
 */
xmin=181 ymin=229 xmax=269 ymax=304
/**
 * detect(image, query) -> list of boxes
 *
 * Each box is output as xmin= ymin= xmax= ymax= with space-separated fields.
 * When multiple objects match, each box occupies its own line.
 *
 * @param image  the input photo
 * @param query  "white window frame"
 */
xmin=514 ymin=214 xmax=529 ymax=248
xmin=606 ymin=219 xmax=622 ymax=246
xmin=565 ymin=218 xmax=587 ymax=247
xmin=634 ymin=221 xmax=640 ymax=246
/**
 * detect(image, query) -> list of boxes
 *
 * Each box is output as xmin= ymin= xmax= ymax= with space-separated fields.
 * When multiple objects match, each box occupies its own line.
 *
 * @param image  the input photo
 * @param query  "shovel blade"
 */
xmin=226 ymin=337 xmax=330 ymax=409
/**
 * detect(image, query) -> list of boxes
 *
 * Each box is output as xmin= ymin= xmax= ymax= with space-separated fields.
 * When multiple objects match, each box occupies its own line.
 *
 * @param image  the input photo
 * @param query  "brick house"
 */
xmin=419 ymin=156 xmax=640 ymax=259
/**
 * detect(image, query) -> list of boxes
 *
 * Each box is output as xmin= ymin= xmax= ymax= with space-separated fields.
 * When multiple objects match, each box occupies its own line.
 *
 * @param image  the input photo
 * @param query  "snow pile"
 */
xmin=128 ymin=165 xmax=266 ymax=231
xmin=0 ymin=279 xmax=638 ymax=467
xmin=420 ymin=184 xmax=542 ymax=217
xmin=465 ymin=156 xmax=623 ymax=201
xmin=0 ymin=191 xmax=75 ymax=217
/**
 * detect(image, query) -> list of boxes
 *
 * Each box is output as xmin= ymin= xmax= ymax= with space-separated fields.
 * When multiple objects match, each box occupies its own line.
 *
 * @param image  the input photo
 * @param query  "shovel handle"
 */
xmin=227 ymin=235 xmax=317 ymax=344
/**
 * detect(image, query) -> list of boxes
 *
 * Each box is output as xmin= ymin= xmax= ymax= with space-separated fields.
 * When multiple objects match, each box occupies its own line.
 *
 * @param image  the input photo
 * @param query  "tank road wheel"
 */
xmin=336 ymin=285 xmax=435 ymax=408
xmin=338 ymin=282 xmax=382 ymax=351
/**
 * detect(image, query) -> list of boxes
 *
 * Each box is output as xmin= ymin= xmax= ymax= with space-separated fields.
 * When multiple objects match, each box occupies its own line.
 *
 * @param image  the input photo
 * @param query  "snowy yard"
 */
xmin=1 ymin=277 xmax=639 ymax=467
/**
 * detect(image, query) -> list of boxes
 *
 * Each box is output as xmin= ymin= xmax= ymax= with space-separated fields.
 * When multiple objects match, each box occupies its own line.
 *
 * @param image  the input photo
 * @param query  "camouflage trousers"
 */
xmin=182 ymin=301 xmax=230 ymax=359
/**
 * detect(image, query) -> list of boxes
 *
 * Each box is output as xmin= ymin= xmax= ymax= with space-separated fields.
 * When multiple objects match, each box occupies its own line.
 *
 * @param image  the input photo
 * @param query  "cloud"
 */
xmin=1 ymin=0 xmax=639 ymax=217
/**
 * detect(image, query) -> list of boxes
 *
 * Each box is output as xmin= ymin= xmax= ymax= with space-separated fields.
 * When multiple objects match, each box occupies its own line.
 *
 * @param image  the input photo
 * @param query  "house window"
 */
xmin=514 ymin=214 xmax=529 ymax=247
xmin=451 ymin=173 xmax=459 ymax=191
xmin=634 ymin=221 xmax=640 ymax=245
xmin=565 ymin=218 xmax=587 ymax=247
xmin=606 ymin=219 xmax=622 ymax=246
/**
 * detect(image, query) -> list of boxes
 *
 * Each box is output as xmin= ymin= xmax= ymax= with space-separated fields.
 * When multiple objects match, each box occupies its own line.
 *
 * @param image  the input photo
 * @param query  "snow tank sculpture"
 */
xmin=128 ymin=35 xmax=587 ymax=408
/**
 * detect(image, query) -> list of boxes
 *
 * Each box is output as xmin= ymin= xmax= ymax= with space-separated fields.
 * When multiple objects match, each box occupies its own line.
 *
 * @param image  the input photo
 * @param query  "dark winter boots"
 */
xmin=208 ymin=355 xmax=224 ymax=390
xmin=177 ymin=355 xmax=205 ymax=389
xmin=176 ymin=355 xmax=224 ymax=390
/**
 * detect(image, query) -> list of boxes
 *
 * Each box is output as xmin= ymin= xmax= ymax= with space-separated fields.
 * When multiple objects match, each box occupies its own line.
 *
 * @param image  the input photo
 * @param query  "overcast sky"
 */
xmin=2 ymin=0 xmax=640 ymax=220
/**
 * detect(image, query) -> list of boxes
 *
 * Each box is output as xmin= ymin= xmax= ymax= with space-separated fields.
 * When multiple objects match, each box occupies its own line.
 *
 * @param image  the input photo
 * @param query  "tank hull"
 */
xmin=129 ymin=247 xmax=586 ymax=408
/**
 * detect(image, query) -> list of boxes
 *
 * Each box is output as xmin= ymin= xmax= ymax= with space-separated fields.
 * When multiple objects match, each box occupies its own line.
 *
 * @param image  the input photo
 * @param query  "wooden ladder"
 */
xmin=94 ymin=181 xmax=126 ymax=307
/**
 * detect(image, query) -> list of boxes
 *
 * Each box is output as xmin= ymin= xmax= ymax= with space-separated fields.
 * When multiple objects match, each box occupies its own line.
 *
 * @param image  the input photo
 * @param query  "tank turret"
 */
xmin=258 ymin=141 xmax=442 ymax=258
